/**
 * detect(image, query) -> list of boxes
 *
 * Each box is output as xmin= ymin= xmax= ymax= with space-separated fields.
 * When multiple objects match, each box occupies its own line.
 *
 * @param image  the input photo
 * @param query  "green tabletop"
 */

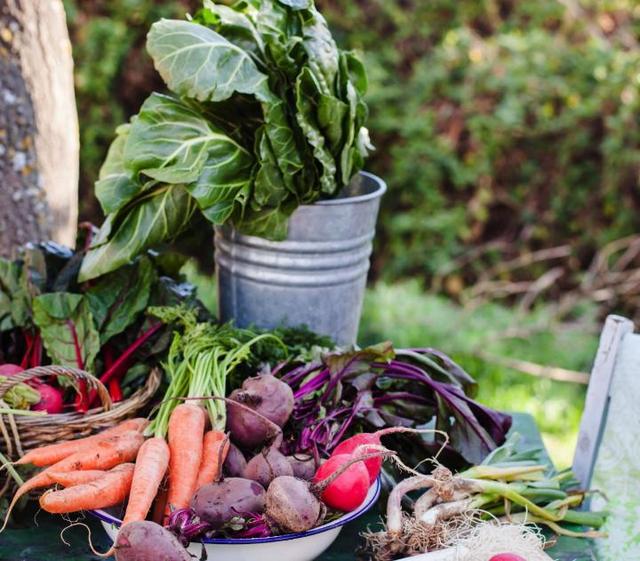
xmin=0 ymin=414 xmax=598 ymax=560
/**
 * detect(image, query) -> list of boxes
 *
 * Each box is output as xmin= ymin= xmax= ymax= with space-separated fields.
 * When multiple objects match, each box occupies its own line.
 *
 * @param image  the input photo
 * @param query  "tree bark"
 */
xmin=0 ymin=0 xmax=78 ymax=257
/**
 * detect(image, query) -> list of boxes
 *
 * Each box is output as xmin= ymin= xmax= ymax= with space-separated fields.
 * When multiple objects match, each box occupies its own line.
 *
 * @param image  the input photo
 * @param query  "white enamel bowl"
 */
xmin=92 ymin=478 xmax=380 ymax=561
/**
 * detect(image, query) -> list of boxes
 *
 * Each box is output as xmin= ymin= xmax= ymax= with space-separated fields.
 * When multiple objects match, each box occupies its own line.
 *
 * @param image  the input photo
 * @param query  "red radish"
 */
xmin=331 ymin=427 xmax=434 ymax=482
xmin=32 ymin=384 xmax=64 ymax=414
xmin=489 ymin=555 xmax=527 ymax=561
xmin=0 ymin=364 xmax=24 ymax=376
xmin=312 ymin=453 xmax=370 ymax=512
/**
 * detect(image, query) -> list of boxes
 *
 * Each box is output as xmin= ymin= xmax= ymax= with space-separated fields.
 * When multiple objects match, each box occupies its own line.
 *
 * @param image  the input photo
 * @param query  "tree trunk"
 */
xmin=0 ymin=0 xmax=78 ymax=257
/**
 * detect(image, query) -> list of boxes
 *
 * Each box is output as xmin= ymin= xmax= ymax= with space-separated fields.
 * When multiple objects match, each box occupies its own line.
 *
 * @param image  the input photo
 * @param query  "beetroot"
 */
xmin=489 ymin=555 xmax=527 ymax=561
xmin=266 ymin=476 xmax=323 ymax=533
xmin=115 ymin=520 xmax=190 ymax=561
xmin=190 ymin=477 xmax=266 ymax=529
xmin=227 ymin=374 xmax=294 ymax=449
xmin=244 ymin=446 xmax=293 ymax=488
xmin=223 ymin=443 xmax=248 ymax=478
xmin=287 ymin=454 xmax=316 ymax=480
xmin=32 ymin=384 xmax=64 ymax=414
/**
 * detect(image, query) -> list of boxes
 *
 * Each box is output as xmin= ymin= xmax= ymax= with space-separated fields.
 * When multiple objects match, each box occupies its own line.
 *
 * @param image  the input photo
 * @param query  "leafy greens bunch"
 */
xmin=279 ymin=343 xmax=513 ymax=469
xmin=0 ymin=240 xmax=200 ymax=410
xmin=79 ymin=0 xmax=372 ymax=281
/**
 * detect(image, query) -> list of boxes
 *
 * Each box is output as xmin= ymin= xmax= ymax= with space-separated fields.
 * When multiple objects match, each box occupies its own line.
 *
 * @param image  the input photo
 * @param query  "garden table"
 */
xmin=0 ymin=414 xmax=598 ymax=561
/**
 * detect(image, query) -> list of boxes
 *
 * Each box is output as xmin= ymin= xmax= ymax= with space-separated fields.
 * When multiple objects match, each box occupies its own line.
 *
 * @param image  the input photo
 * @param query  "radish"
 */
xmin=489 ymin=555 xmax=527 ymax=561
xmin=32 ymin=384 xmax=65 ymax=414
xmin=313 ymin=453 xmax=370 ymax=512
xmin=330 ymin=427 xmax=439 ymax=482
xmin=0 ymin=364 xmax=24 ymax=376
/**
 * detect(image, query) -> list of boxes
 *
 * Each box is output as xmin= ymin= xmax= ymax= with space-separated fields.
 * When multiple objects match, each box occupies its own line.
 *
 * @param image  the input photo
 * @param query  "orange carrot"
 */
xmin=17 ymin=418 xmax=149 ymax=467
xmin=122 ymin=437 xmax=170 ymax=525
xmin=0 ymin=431 xmax=143 ymax=532
xmin=39 ymin=463 xmax=135 ymax=514
xmin=195 ymin=431 xmax=229 ymax=489
xmin=47 ymin=470 xmax=108 ymax=487
xmin=164 ymin=404 xmax=206 ymax=519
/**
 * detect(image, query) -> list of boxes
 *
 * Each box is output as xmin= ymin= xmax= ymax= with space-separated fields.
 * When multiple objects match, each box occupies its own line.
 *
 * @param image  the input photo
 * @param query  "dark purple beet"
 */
xmin=243 ymin=446 xmax=293 ymax=487
xmin=190 ymin=478 xmax=266 ymax=529
xmin=287 ymin=454 xmax=317 ymax=480
xmin=227 ymin=374 xmax=294 ymax=449
xmin=223 ymin=443 xmax=248 ymax=477
xmin=266 ymin=476 xmax=323 ymax=533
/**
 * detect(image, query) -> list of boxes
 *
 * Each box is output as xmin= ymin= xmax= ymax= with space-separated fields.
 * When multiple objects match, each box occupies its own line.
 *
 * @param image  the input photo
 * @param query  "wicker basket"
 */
xmin=0 ymin=365 xmax=161 ymax=463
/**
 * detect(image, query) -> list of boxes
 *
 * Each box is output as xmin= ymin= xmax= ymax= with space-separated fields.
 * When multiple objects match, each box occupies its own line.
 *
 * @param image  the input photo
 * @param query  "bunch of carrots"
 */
xmin=0 ymin=406 xmax=229 ymax=535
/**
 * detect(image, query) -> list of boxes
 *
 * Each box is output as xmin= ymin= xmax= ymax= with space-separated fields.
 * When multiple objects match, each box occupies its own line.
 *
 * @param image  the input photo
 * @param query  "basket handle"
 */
xmin=0 ymin=366 xmax=112 ymax=411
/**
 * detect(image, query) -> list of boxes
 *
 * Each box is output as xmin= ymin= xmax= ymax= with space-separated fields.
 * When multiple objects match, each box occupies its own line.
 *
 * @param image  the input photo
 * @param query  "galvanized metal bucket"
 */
xmin=215 ymin=172 xmax=386 ymax=345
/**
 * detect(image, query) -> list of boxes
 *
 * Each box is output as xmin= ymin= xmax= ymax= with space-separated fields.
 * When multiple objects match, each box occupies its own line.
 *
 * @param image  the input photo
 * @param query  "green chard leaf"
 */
xmin=317 ymin=94 xmax=348 ymax=154
xmin=78 ymin=184 xmax=198 ymax=281
xmin=0 ymin=257 xmax=36 ymax=329
xmin=147 ymin=19 xmax=271 ymax=102
xmin=125 ymin=94 xmax=254 ymax=182
xmin=277 ymin=0 xmax=312 ymax=9
xmin=199 ymin=1 xmax=266 ymax=59
xmin=95 ymin=123 xmax=141 ymax=215
xmin=254 ymin=126 xmax=288 ymax=207
xmin=235 ymin=199 xmax=297 ymax=239
xmin=249 ymin=0 xmax=302 ymax=79
xmin=300 ymin=7 xmax=339 ymax=95
xmin=295 ymin=67 xmax=337 ymax=195
xmin=124 ymin=93 xmax=255 ymax=224
xmin=0 ymin=259 xmax=23 ymax=330
xmin=85 ymin=256 xmax=156 ymax=344
xmin=32 ymin=293 xmax=100 ymax=371
xmin=261 ymin=99 xmax=304 ymax=194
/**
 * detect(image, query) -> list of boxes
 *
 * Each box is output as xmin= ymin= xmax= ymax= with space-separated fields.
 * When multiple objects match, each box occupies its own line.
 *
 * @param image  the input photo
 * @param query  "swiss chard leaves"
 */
xmin=85 ymin=257 xmax=156 ymax=344
xmin=95 ymin=124 xmax=141 ymax=215
xmin=32 ymin=293 xmax=100 ymax=371
xmin=124 ymin=93 xmax=255 ymax=224
xmin=0 ymin=259 xmax=24 ymax=330
xmin=81 ymin=0 xmax=371 ymax=280
xmin=78 ymin=184 xmax=198 ymax=282
xmin=147 ymin=19 xmax=270 ymax=102
xmin=277 ymin=0 xmax=312 ymax=9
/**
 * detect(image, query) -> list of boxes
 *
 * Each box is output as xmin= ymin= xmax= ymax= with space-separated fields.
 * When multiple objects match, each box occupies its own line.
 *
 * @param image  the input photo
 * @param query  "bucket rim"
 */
xmin=308 ymin=171 xmax=387 ymax=207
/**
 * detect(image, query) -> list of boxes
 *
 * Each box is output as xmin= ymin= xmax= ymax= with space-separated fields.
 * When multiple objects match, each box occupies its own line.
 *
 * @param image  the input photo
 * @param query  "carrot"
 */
xmin=39 ymin=463 xmax=135 ymax=514
xmin=195 ymin=431 xmax=229 ymax=490
xmin=48 ymin=469 xmax=108 ymax=487
xmin=164 ymin=404 xmax=206 ymax=519
xmin=122 ymin=437 xmax=170 ymax=525
xmin=0 ymin=431 xmax=143 ymax=532
xmin=16 ymin=418 xmax=149 ymax=467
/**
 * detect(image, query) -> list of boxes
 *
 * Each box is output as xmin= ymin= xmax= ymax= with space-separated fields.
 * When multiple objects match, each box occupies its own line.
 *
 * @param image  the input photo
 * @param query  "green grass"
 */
xmin=183 ymin=263 xmax=598 ymax=468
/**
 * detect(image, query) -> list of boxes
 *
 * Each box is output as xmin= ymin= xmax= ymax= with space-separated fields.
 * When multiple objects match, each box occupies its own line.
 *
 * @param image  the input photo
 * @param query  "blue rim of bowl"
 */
xmin=90 ymin=477 xmax=380 ymax=545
